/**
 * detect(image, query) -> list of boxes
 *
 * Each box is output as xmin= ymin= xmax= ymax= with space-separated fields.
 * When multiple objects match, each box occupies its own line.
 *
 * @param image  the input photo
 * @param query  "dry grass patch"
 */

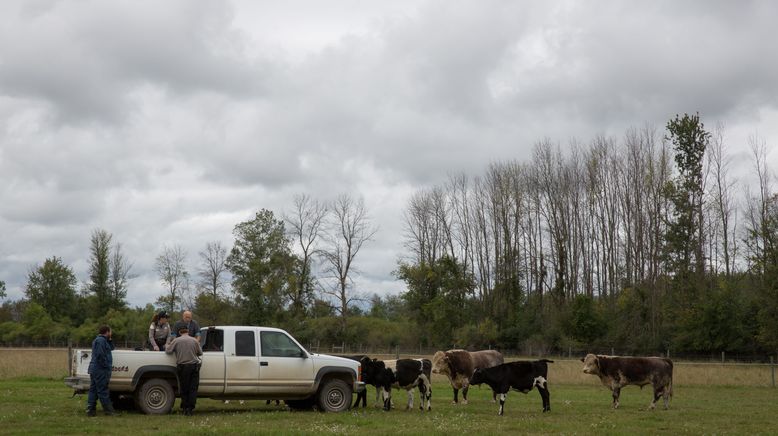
xmin=0 ymin=348 xmax=68 ymax=379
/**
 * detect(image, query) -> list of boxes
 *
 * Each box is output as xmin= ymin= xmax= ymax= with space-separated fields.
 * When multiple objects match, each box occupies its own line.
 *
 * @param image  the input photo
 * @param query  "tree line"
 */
xmin=1 ymin=114 xmax=777 ymax=358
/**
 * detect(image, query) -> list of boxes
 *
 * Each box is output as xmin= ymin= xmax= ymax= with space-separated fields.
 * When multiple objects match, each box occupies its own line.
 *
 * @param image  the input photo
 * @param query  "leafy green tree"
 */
xmin=397 ymin=256 xmax=475 ymax=346
xmin=226 ymin=209 xmax=298 ymax=325
xmin=563 ymin=294 xmax=607 ymax=345
xmin=0 ymin=280 xmax=6 ymax=299
xmin=25 ymin=257 xmax=78 ymax=321
xmin=22 ymin=302 xmax=67 ymax=343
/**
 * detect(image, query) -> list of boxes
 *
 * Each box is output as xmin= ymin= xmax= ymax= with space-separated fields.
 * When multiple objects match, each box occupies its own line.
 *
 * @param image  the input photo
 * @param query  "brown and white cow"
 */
xmin=581 ymin=353 xmax=673 ymax=410
xmin=432 ymin=349 xmax=504 ymax=404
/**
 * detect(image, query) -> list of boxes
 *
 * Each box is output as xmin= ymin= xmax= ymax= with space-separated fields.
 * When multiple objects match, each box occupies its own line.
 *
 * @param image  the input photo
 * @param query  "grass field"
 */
xmin=1 ymin=378 xmax=776 ymax=435
xmin=1 ymin=350 xmax=776 ymax=434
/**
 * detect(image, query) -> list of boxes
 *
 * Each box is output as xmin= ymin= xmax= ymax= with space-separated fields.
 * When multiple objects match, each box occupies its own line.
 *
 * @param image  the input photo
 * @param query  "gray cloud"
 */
xmin=1 ymin=0 xmax=777 ymax=306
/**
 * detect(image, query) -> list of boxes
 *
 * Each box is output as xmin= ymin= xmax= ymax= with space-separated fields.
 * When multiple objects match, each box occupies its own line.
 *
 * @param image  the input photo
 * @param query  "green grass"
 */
xmin=0 ymin=378 xmax=776 ymax=435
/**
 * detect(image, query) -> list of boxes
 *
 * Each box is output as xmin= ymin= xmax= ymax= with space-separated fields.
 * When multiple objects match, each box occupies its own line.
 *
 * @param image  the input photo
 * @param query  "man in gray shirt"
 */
xmin=165 ymin=326 xmax=203 ymax=415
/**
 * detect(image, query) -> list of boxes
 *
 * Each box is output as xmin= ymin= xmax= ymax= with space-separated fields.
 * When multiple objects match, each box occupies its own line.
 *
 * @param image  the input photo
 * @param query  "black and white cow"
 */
xmin=469 ymin=359 xmax=553 ymax=416
xmin=581 ymin=354 xmax=673 ymax=410
xmin=376 ymin=358 xmax=433 ymax=411
xmin=345 ymin=355 xmax=369 ymax=408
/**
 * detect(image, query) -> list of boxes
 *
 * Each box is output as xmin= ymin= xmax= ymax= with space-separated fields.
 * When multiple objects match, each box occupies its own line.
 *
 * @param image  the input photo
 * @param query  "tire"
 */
xmin=317 ymin=379 xmax=352 ymax=413
xmin=285 ymin=397 xmax=316 ymax=411
xmin=135 ymin=378 xmax=175 ymax=415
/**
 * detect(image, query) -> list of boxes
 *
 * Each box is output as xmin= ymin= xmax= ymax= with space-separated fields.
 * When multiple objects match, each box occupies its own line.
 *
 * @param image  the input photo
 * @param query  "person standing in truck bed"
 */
xmin=148 ymin=311 xmax=171 ymax=351
xmin=171 ymin=310 xmax=201 ymax=339
xmin=165 ymin=326 xmax=203 ymax=416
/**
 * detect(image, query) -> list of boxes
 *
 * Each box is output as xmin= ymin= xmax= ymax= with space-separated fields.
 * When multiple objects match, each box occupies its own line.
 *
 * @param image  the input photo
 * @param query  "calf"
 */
xmin=469 ymin=359 xmax=552 ymax=416
xmin=432 ymin=349 xmax=503 ymax=404
xmin=377 ymin=358 xmax=432 ymax=411
xmin=346 ymin=355 xmax=370 ymax=408
xmin=581 ymin=354 xmax=673 ymax=410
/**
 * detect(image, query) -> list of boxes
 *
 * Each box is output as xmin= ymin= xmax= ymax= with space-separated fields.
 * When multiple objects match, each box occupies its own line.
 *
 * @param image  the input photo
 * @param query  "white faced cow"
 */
xmin=581 ymin=354 xmax=673 ymax=410
xmin=377 ymin=358 xmax=432 ymax=411
xmin=432 ymin=349 xmax=503 ymax=404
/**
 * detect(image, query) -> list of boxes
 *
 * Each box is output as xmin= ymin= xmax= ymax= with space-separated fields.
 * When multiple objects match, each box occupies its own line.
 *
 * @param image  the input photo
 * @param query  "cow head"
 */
xmin=431 ymin=351 xmax=450 ymax=375
xmin=581 ymin=353 xmax=600 ymax=375
xmin=469 ymin=367 xmax=485 ymax=386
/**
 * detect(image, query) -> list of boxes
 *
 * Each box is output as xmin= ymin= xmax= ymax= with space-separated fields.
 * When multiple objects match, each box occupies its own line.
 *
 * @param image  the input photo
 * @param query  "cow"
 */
xmin=432 ymin=349 xmax=504 ymax=404
xmin=469 ymin=359 xmax=553 ymax=416
xmin=346 ymin=355 xmax=370 ymax=408
xmin=580 ymin=353 xmax=673 ymax=410
xmin=376 ymin=358 xmax=433 ymax=411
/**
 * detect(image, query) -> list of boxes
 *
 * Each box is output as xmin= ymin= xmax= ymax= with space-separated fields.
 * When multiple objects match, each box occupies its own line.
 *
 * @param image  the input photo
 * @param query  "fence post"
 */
xmin=667 ymin=348 xmax=670 ymax=359
xmin=395 ymin=345 xmax=399 ymax=360
xmin=771 ymin=356 xmax=775 ymax=388
xmin=67 ymin=339 xmax=72 ymax=376
xmin=611 ymin=347 xmax=614 ymax=356
xmin=721 ymin=351 xmax=725 ymax=364
xmin=568 ymin=346 xmax=572 ymax=358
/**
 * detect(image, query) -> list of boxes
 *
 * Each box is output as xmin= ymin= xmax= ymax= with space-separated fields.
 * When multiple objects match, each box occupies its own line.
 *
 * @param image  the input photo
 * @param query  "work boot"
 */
xmin=86 ymin=408 xmax=96 ymax=417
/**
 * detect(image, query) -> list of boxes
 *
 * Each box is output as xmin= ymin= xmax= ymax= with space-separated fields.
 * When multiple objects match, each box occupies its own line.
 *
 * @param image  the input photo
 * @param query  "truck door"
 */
xmin=225 ymin=329 xmax=261 ymax=394
xmin=258 ymin=331 xmax=314 ymax=395
xmin=198 ymin=328 xmax=226 ymax=395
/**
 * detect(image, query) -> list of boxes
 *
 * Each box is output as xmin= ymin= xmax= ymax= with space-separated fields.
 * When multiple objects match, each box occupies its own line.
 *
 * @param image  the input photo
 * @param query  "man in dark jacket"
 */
xmin=87 ymin=325 xmax=116 ymax=417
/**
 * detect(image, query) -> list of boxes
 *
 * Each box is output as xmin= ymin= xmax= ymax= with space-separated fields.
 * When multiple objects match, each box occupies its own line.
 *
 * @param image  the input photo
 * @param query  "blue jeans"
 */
xmin=87 ymin=369 xmax=112 ymax=410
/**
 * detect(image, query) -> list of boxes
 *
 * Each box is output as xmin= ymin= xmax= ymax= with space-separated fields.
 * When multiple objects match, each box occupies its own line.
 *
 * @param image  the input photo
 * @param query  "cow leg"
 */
xmin=611 ymin=387 xmax=621 ymax=409
xmin=453 ymin=387 xmax=459 ymax=405
xmin=374 ymin=385 xmax=381 ymax=408
xmin=662 ymin=384 xmax=671 ymax=410
xmin=382 ymin=388 xmax=392 ymax=411
xmin=406 ymin=388 xmax=414 ymax=410
xmin=537 ymin=386 xmax=551 ymax=412
xmin=534 ymin=376 xmax=550 ymax=412
xmin=498 ymin=393 xmax=506 ymax=416
xmin=461 ymin=385 xmax=469 ymax=405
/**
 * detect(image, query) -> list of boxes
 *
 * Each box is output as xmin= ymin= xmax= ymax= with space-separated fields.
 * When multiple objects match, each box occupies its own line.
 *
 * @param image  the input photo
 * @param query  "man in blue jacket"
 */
xmin=86 ymin=325 xmax=116 ymax=417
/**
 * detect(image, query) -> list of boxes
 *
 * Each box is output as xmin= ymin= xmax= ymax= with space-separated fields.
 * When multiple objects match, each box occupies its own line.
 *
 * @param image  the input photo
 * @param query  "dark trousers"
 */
xmin=177 ymin=363 xmax=200 ymax=411
xmin=87 ymin=369 xmax=112 ymax=410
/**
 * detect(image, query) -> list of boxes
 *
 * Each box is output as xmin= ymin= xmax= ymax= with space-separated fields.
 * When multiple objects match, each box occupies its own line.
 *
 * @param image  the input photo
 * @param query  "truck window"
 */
xmin=260 ymin=331 xmax=305 ymax=358
xmin=201 ymin=328 xmax=224 ymax=352
xmin=235 ymin=330 xmax=256 ymax=357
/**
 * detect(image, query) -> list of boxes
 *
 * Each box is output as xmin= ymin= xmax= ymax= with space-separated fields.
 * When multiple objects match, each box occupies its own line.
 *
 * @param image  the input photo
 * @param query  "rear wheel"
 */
xmin=317 ymin=379 xmax=352 ymax=412
xmin=135 ymin=378 xmax=175 ymax=415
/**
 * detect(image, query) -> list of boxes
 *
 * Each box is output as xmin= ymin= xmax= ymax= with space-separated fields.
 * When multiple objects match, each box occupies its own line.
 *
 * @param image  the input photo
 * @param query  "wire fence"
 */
xmin=2 ymin=340 xmax=775 ymax=364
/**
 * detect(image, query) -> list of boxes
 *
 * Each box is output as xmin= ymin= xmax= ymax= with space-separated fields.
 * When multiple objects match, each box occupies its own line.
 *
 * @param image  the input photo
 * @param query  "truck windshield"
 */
xmin=260 ymin=331 xmax=306 ymax=358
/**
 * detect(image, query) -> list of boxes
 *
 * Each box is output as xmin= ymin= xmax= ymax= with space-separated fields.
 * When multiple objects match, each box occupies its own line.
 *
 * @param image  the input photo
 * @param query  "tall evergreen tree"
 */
xmin=87 ymin=229 xmax=113 ymax=314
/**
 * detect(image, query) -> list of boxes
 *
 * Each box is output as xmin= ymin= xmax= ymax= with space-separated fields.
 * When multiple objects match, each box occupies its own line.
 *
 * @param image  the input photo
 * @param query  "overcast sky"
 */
xmin=2 ymin=0 xmax=777 ymax=307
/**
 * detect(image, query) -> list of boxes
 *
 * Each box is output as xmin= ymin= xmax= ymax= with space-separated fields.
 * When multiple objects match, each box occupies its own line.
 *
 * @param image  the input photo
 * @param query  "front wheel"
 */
xmin=135 ymin=378 xmax=175 ymax=415
xmin=317 ymin=379 xmax=352 ymax=412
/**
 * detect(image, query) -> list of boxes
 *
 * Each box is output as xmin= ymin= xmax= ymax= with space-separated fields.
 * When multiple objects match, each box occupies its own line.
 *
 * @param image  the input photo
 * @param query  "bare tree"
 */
xmin=706 ymin=123 xmax=738 ymax=277
xmin=285 ymin=194 xmax=328 ymax=318
xmin=320 ymin=194 xmax=378 ymax=331
xmin=155 ymin=245 xmax=189 ymax=311
xmin=197 ymin=241 xmax=228 ymax=298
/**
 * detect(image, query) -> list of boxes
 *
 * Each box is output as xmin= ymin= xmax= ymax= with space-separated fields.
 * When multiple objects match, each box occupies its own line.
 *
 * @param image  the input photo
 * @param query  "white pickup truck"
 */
xmin=64 ymin=326 xmax=363 ymax=414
